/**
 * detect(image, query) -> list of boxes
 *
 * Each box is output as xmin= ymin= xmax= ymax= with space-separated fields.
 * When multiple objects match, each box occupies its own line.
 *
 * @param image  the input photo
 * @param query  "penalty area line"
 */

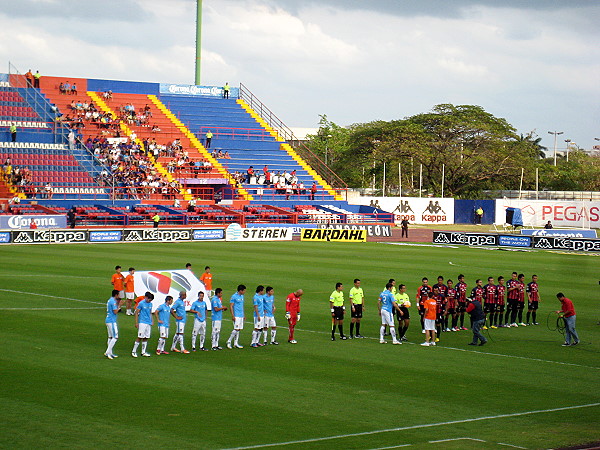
xmin=221 ymin=402 xmax=600 ymax=450
xmin=0 ymin=289 xmax=104 ymax=305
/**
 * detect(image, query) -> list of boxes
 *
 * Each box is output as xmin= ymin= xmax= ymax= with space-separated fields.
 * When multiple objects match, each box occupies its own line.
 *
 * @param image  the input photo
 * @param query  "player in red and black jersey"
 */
xmin=526 ymin=274 xmax=540 ymax=325
xmin=456 ymin=274 xmax=468 ymax=330
xmin=445 ymin=279 xmax=458 ymax=331
xmin=506 ymin=272 xmax=519 ymax=327
xmin=416 ymin=277 xmax=431 ymax=333
xmin=483 ymin=277 xmax=497 ymax=329
xmin=515 ymin=273 xmax=526 ymax=326
xmin=470 ymin=279 xmax=484 ymax=303
xmin=496 ymin=276 xmax=507 ymax=327
xmin=432 ymin=286 xmax=444 ymax=340
xmin=435 ymin=276 xmax=448 ymax=298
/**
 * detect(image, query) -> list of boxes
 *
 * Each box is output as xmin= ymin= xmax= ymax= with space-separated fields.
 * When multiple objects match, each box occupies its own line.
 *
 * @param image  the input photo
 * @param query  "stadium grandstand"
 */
xmin=0 ymin=68 xmax=392 ymax=228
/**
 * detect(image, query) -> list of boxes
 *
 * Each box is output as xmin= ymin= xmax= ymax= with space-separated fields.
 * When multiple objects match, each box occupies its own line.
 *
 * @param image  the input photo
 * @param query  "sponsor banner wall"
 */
xmin=495 ymin=199 xmax=600 ymax=229
xmin=532 ymin=236 xmax=600 ymax=252
xmin=193 ymin=229 xmax=225 ymax=240
xmin=0 ymin=215 xmax=66 ymax=230
xmin=301 ymin=228 xmax=367 ymax=242
xmin=11 ymin=229 xmax=88 ymax=244
xmin=432 ymin=231 xmax=498 ymax=247
xmin=521 ymin=229 xmax=597 ymax=238
xmin=160 ymin=83 xmax=240 ymax=98
xmin=247 ymin=223 xmax=317 ymax=235
xmin=0 ymin=232 xmax=11 ymax=243
xmin=317 ymin=223 xmax=392 ymax=237
xmin=134 ymin=270 xmax=209 ymax=311
xmin=122 ymin=229 xmax=191 ymax=242
xmin=89 ymin=230 xmax=122 ymax=242
xmin=353 ymin=197 xmax=454 ymax=225
xmin=225 ymin=223 xmax=292 ymax=241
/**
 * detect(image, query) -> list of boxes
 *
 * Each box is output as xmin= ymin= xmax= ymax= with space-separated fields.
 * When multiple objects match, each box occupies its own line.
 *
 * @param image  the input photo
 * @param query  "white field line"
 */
xmin=498 ymin=443 xmax=527 ymax=449
xmin=429 ymin=437 xmax=485 ymax=443
xmin=221 ymin=403 xmax=600 ymax=450
xmin=0 ymin=288 xmax=104 ymax=305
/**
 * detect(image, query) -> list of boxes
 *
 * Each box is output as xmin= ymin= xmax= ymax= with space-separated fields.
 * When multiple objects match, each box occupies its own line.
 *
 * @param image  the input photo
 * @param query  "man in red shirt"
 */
xmin=556 ymin=293 xmax=579 ymax=346
xmin=286 ymin=289 xmax=303 ymax=344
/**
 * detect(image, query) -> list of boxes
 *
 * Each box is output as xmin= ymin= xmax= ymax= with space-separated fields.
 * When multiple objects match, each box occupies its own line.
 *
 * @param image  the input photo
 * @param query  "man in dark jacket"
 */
xmin=466 ymin=298 xmax=487 ymax=346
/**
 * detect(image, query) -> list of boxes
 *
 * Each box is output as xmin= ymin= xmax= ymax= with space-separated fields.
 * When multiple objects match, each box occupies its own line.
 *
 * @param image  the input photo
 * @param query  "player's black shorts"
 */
xmin=496 ymin=303 xmax=505 ymax=313
xmin=506 ymin=298 xmax=517 ymax=310
xmin=446 ymin=307 xmax=455 ymax=315
xmin=516 ymin=301 xmax=525 ymax=310
xmin=351 ymin=304 xmax=363 ymax=318
xmin=484 ymin=303 xmax=496 ymax=313
xmin=397 ymin=306 xmax=410 ymax=320
xmin=332 ymin=306 xmax=344 ymax=320
xmin=457 ymin=302 xmax=467 ymax=313
xmin=528 ymin=301 xmax=538 ymax=310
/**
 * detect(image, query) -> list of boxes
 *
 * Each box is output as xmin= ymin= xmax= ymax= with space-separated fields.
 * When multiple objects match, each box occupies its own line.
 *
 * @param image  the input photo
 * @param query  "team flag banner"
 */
xmin=134 ymin=270 xmax=209 ymax=311
xmin=301 ymin=228 xmax=367 ymax=242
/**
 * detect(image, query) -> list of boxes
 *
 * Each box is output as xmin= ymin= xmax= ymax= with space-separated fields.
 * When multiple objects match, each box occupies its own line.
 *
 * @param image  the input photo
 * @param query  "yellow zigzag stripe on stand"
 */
xmin=236 ymin=99 xmax=342 ymax=200
xmin=87 ymin=92 xmax=191 ymax=201
xmin=147 ymin=95 xmax=252 ymax=201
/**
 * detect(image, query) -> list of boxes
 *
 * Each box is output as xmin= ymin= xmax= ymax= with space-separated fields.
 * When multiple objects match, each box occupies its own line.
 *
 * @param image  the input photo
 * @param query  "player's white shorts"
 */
xmin=193 ymin=319 xmax=206 ymax=334
xmin=212 ymin=320 xmax=222 ymax=333
xmin=175 ymin=322 xmax=186 ymax=334
xmin=424 ymin=318 xmax=436 ymax=331
xmin=381 ymin=310 xmax=394 ymax=326
xmin=118 ymin=290 xmax=125 ymax=298
xmin=263 ymin=316 xmax=276 ymax=328
xmin=233 ymin=317 xmax=244 ymax=330
xmin=253 ymin=316 xmax=264 ymax=329
xmin=137 ymin=323 xmax=152 ymax=339
xmin=159 ymin=326 xmax=169 ymax=339
xmin=106 ymin=322 xmax=119 ymax=339
xmin=126 ymin=292 xmax=135 ymax=300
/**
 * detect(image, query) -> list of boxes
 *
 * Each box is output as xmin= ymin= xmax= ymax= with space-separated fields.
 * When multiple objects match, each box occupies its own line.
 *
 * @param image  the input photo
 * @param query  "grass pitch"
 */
xmin=0 ymin=241 xmax=599 ymax=449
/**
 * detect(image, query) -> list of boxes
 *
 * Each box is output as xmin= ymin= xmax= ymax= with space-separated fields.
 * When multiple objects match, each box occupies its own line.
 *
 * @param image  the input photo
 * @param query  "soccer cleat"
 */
xmin=445 ymin=328 xmax=451 ymax=332
xmin=161 ymin=350 xmax=170 ymax=355
xmin=482 ymin=326 xmax=488 ymax=330
xmin=289 ymin=339 xmax=297 ymax=344
xmin=392 ymin=340 xmax=402 ymax=345
xmin=380 ymin=340 xmax=387 ymax=344
xmin=461 ymin=326 xmax=468 ymax=330
xmin=468 ymin=342 xmax=478 ymax=346
xmin=420 ymin=342 xmax=430 ymax=346
xmin=271 ymin=341 xmax=279 ymax=345
xmin=519 ymin=323 xmax=527 ymax=326
xmin=104 ymin=353 xmax=114 ymax=360
xmin=451 ymin=327 xmax=458 ymax=331
xmin=216 ymin=346 xmax=223 ymax=350
xmin=182 ymin=349 xmax=190 ymax=354
xmin=349 ymin=335 xmax=354 ymax=339
xmin=212 ymin=347 xmax=218 ymax=351
xmin=200 ymin=347 xmax=208 ymax=351
xmin=340 ymin=336 xmax=348 ymax=340
xmin=430 ymin=342 xmax=436 ymax=346
xmin=331 ymin=337 xmax=335 ymax=341
xmin=226 ymin=342 xmax=232 ymax=349
xmin=142 ymin=353 xmax=151 ymax=357
xmin=257 ymin=343 xmax=265 ymax=347
xmin=562 ymin=342 xmax=570 ymax=346
xmin=401 ymin=336 xmax=408 ymax=341
xmin=356 ymin=334 xmax=364 ymax=338
xmin=490 ymin=325 xmax=497 ymax=329
xmin=192 ymin=348 xmax=197 ymax=352
xmin=571 ymin=341 xmax=579 ymax=346
xmin=234 ymin=344 xmax=244 ymax=349
xmin=156 ymin=350 xmax=161 ymax=355
xmin=172 ymin=348 xmax=181 ymax=353
xmin=111 ymin=354 xmax=118 ymax=358
xmin=251 ymin=343 xmax=258 ymax=348
xmin=511 ymin=323 xmax=518 ymax=327
xmin=478 ymin=341 xmax=487 ymax=346
xmin=435 ymin=338 xmax=440 ymax=342
xmin=131 ymin=352 xmax=138 ymax=358
xmin=533 ymin=322 xmax=539 ymax=325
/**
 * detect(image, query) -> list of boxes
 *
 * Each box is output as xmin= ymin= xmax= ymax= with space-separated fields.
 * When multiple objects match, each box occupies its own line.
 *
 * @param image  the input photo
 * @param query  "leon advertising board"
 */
xmin=134 ymin=270 xmax=209 ymax=312
xmin=354 ymin=197 xmax=454 ymax=225
xmin=496 ymin=199 xmax=600 ymax=228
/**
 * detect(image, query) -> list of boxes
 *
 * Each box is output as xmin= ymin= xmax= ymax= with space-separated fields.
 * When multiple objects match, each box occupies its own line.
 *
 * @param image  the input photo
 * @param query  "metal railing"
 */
xmin=238 ymin=83 xmax=347 ymax=191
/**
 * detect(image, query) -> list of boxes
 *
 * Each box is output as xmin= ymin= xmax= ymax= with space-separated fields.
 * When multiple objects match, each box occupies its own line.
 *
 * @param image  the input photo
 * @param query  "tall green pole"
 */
xmin=195 ymin=0 xmax=202 ymax=85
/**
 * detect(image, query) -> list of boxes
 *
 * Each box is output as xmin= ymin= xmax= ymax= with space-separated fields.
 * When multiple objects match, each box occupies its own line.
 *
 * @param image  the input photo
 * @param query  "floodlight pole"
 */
xmin=195 ymin=0 xmax=203 ymax=85
xmin=548 ymin=130 xmax=563 ymax=166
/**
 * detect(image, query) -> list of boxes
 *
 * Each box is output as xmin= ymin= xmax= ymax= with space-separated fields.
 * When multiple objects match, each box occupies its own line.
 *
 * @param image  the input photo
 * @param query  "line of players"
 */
xmin=104 ymin=284 xmax=303 ymax=359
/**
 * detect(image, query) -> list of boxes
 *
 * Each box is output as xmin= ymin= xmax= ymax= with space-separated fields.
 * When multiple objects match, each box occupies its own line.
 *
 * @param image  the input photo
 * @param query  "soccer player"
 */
xmin=445 ymin=279 xmax=458 ymax=331
xmin=104 ymin=289 xmax=120 ymax=359
xmin=226 ymin=284 xmax=246 ymax=349
xmin=378 ymin=282 xmax=401 ymax=344
xmin=495 ymin=276 xmax=507 ymax=327
xmin=123 ymin=267 xmax=135 ymax=316
xmin=154 ymin=295 xmax=175 ymax=355
xmin=286 ymin=289 xmax=302 ymax=344
xmin=200 ymin=266 xmax=213 ymax=296
xmin=526 ymin=274 xmax=541 ymax=325
xmin=483 ymin=277 xmax=497 ymax=329
xmin=111 ymin=265 xmax=125 ymax=309
xmin=456 ymin=274 xmax=468 ymax=330
xmin=185 ymin=262 xmax=194 ymax=274
xmin=251 ymin=285 xmax=265 ymax=348
xmin=190 ymin=291 xmax=208 ymax=351
xmin=471 ymin=279 xmax=484 ymax=303
xmin=262 ymin=286 xmax=278 ymax=345
xmin=171 ymin=291 xmax=190 ymax=353
xmin=516 ymin=273 xmax=527 ymax=326
xmin=395 ymin=284 xmax=411 ymax=341
xmin=432 ymin=286 xmax=443 ymax=340
xmin=421 ymin=292 xmax=438 ymax=346
xmin=506 ymin=272 xmax=519 ymax=327
xmin=211 ymin=288 xmax=227 ymax=350
xmin=132 ymin=292 xmax=154 ymax=357
xmin=329 ymin=282 xmax=347 ymax=340
xmin=349 ymin=278 xmax=365 ymax=338
xmin=416 ymin=277 xmax=431 ymax=333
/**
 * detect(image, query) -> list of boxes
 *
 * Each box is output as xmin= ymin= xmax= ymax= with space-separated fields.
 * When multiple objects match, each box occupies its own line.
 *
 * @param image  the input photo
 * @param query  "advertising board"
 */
xmin=495 ymin=199 xmax=600 ymax=228
xmin=301 ymin=229 xmax=367 ymax=242
xmin=354 ymin=197 xmax=455 ymax=225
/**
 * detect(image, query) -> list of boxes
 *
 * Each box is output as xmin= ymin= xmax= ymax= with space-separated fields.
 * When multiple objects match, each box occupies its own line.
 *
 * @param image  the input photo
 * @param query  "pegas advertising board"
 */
xmin=496 ymin=199 xmax=600 ymax=229
xmin=354 ymin=197 xmax=454 ymax=225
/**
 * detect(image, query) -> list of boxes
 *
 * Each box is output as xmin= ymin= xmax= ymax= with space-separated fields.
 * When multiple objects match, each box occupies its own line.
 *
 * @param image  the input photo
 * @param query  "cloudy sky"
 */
xmin=1 ymin=0 xmax=598 ymax=150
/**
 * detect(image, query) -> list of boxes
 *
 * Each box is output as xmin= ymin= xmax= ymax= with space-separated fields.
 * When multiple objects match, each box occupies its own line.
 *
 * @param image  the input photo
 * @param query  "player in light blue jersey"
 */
xmin=190 ymin=291 xmax=208 ymax=351
xmin=251 ymin=285 xmax=266 ymax=347
xmin=211 ymin=288 xmax=227 ymax=350
xmin=226 ymin=284 xmax=246 ymax=349
xmin=154 ymin=295 xmax=175 ymax=355
xmin=262 ymin=286 xmax=278 ymax=345
xmin=378 ymin=282 xmax=402 ymax=345
xmin=105 ymin=289 xmax=121 ymax=359
xmin=171 ymin=291 xmax=190 ymax=354
xmin=132 ymin=292 xmax=154 ymax=357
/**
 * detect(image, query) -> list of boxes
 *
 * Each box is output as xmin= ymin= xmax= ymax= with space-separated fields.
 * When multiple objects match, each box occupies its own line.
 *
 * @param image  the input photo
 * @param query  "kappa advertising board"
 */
xmin=520 ymin=229 xmax=597 ymax=239
xmin=11 ymin=229 xmax=88 ymax=244
xmin=301 ymin=228 xmax=367 ymax=242
xmin=225 ymin=223 xmax=292 ymax=241
xmin=134 ymin=270 xmax=210 ymax=312
xmin=122 ymin=229 xmax=191 ymax=242
xmin=433 ymin=231 xmax=498 ymax=247
xmin=317 ymin=223 xmax=392 ymax=237
xmin=532 ymin=236 xmax=600 ymax=252
xmin=0 ymin=215 xmax=66 ymax=230
xmin=496 ymin=199 xmax=600 ymax=229
xmin=354 ymin=197 xmax=455 ymax=224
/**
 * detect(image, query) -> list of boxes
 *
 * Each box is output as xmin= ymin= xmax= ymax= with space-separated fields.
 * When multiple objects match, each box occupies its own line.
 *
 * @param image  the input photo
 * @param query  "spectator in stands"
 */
xmin=29 ymin=220 xmax=37 ymax=230
xmin=310 ymin=182 xmax=317 ymax=200
xmin=205 ymin=130 xmax=213 ymax=148
xmin=33 ymin=70 xmax=41 ymax=88
xmin=223 ymin=82 xmax=230 ymax=99
xmin=25 ymin=69 xmax=34 ymax=87
xmin=223 ymin=151 xmax=231 ymax=159
xmin=64 ymin=81 xmax=71 ymax=94
xmin=151 ymin=125 xmax=161 ymax=133
xmin=103 ymin=90 xmax=113 ymax=100
xmin=58 ymin=82 xmax=65 ymax=94
xmin=9 ymin=195 xmax=20 ymax=205
xmin=68 ymin=130 xmax=76 ymax=150
xmin=67 ymin=208 xmax=76 ymax=228
xmin=247 ymin=166 xmax=255 ymax=183
xmin=72 ymin=82 xmax=78 ymax=95
xmin=173 ymin=198 xmax=181 ymax=208
xmin=45 ymin=182 xmax=53 ymax=199
xmin=152 ymin=213 xmax=160 ymax=228
xmin=297 ymin=181 xmax=305 ymax=195
xmin=10 ymin=123 xmax=17 ymax=142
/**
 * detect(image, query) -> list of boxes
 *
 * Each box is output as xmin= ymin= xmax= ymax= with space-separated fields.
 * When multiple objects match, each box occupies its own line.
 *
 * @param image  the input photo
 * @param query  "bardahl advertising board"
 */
xmin=354 ymin=197 xmax=455 ymax=225
xmin=301 ymin=228 xmax=367 ymax=242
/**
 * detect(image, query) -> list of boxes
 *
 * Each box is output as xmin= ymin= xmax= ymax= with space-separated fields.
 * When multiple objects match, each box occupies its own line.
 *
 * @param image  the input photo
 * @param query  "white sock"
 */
xmin=179 ymin=334 xmax=185 ymax=350
xmin=391 ymin=328 xmax=397 ymax=341
xmin=171 ymin=336 xmax=177 ymax=350
xmin=133 ymin=341 xmax=140 ymax=353
xmin=192 ymin=332 xmax=197 ymax=348
xmin=380 ymin=326 xmax=385 ymax=340
xmin=234 ymin=330 xmax=240 ymax=346
xmin=271 ymin=329 xmax=276 ymax=343
xmin=141 ymin=341 xmax=147 ymax=353
xmin=200 ymin=333 xmax=205 ymax=348
xmin=227 ymin=330 xmax=236 ymax=344
xmin=107 ymin=338 xmax=116 ymax=354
